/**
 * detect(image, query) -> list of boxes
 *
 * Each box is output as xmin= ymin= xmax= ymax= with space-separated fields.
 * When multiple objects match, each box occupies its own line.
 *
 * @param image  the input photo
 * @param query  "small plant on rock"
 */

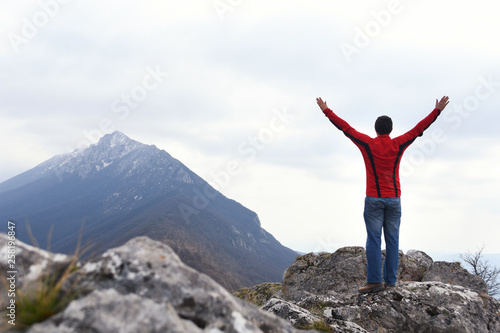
xmin=15 ymin=253 xmax=82 ymax=329
xmin=1 ymin=225 xmax=92 ymax=330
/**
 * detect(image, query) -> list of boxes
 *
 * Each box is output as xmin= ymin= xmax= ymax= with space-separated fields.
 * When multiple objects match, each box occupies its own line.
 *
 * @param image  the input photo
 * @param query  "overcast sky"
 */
xmin=1 ymin=0 xmax=499 ymax=256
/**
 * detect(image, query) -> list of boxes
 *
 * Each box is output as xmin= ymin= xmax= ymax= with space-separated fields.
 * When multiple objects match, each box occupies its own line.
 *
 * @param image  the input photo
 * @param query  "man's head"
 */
xmin=375 ymin=115 xmax=393 ymax=135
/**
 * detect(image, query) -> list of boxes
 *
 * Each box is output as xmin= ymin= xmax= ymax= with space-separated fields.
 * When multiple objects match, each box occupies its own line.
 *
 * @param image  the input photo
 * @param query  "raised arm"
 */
xmin=435 ymin=96 xmax=449 ymax=111
xmin=316 ymin=97 xmax=371 ymax=142
xmin=395 ymin=96 xmax=449 ymax=143
xmin=316 ymin=97 xmax=328 ymax=111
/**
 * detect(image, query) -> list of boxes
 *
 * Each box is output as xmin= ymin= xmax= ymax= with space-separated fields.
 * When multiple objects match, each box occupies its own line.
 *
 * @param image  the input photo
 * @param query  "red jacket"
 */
xmin=323 ymin=107 xmax=442 ymax=197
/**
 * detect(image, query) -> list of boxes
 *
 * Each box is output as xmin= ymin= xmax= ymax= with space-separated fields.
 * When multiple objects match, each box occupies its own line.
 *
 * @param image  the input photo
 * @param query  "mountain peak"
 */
xmin=98 ymin=131 xmax=138 ymax=149
xmin=0 ymin=132 xmax=298 ymax=290
xmin=92 ymin=131 xmax=144 ymax=154
xmin=0 ymin=132 xmax=150 ymax=191
xmin=47 ymin=131 xmax=147 ymax=179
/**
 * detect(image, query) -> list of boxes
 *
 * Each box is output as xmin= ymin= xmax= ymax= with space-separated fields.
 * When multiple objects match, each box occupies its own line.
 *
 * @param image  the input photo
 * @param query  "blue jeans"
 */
xmin=363 ymin=196 xmax=401 ymax=285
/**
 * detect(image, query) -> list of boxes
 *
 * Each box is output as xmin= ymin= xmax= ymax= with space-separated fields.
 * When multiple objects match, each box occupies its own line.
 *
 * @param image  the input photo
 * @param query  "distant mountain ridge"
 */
xmin=0 ymin=131 xmax=191 ymax=191
xmin=0 ymin=131 xmax=297 ymax=290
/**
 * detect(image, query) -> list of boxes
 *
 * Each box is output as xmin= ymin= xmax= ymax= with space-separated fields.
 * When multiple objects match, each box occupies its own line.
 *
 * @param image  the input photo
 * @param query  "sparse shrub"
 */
xmin=1 ymin=224 xmax=92 ymax=330
xmin=312 ymin=320 xmax=333 ymax=332
xmin=296 ymin=320 xmax=332 ymax=332
xmin=15 ymin=254 xmax=82 ymax=329
xmin=460 ymin=245 xmax=500 ymax=297
xmin=233 ymin=282 xmax=282 ymax=306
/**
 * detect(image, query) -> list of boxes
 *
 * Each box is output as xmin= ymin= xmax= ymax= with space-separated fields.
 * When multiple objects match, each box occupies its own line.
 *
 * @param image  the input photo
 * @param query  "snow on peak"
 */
xmin=97 ymin=131 xmax=141 ymax=150
xmin=39 ymin=131 xmax=148 ymax=179
xmin=0 ymin=132 xmax=188 ymax=193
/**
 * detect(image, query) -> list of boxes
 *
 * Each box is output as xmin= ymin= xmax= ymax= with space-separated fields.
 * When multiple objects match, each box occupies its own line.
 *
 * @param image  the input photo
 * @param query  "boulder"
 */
xmin=325 ymin=281 xmax=500 ymax=333
xmin=281 ymin=247 xmax=436 ymax=302
xmin=261 ymin=298 xmax=321 ymax=329
xmin=3 ymin=234 xmax=499 ymax=333
xmin=0 ymin=234 xmax=74 ymax=307
xmin=400 ymin=249 xmax=433 ymax=281
xmin=0 ymin=234 xmax=313 ymax=333
xmin=238 ymin=246 xmax=500 ymax=333
xmin=423 ymin=261 xmax=488 ymax=294
xmin=282 ymin=247 xmax=367 ymax=301
xmin=261 ymin=298 xmax=370 ymax=333
xmin=28 ymin=288 xmax=204 ymax=333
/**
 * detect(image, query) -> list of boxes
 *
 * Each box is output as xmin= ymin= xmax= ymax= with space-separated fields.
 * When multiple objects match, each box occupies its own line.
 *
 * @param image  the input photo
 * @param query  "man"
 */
xmin=316 ymin=96 xmax=449 ymax=293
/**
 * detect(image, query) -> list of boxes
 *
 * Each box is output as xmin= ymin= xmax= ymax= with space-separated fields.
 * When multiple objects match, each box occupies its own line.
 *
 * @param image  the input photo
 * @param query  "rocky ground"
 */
xmin=1 ymin=234 xmax=499 ymax=332
xmin=235 ymin=247 xmax=500 ymax=332
xmin=0 ymin=234 xmax=307 ymax=333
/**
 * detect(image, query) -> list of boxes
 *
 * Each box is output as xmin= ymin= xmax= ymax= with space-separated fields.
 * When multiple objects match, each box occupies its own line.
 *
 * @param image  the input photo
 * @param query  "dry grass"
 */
xmin=1 ymin=223 xmax=93 ymax=331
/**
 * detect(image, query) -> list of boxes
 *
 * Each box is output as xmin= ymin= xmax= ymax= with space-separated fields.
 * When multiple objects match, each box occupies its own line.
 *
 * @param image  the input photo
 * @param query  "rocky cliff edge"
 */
xmin=235 ymin=247 xmax=500 ymax=333
xmin=1 ymin=234 xmax=499 ymax=333
xmin=0 ymin=233 xmax=308 ymax=333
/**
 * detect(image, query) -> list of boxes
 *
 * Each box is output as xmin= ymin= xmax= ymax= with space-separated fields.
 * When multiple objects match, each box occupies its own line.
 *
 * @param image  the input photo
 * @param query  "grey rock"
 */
xmin=281 ymin=247 xmax=436 ymax=302
xmin=262 ymin=298 xmax=370 ymax=333
xmin=5 ymin=234 xmax=499 ymax=333
xmin=327 ymin=281 xmax=500 ymax=333
xmin=0 ymin=233 xmax=73 ymax=285
xmin=0 ymin=233 xmax=74 ymax=308
xmin=0 ymin=234 xmax=312 ymax=333
xmin=282 ymin=247 xmax=367 ymax=301
xmin=246 ymin=246 xmax=500 ymax=332
xmin=400 ymin=249 xmax=433 ymax=281
xmin=28 ymin=288 xmax=202 ymax=333
xmin=423 ymin=261 xmax=488 ymax=294
xmin=325 ymin=318 xmax=369 ymax=333
xmin=261 ymin=298 xmax=321 ymax=328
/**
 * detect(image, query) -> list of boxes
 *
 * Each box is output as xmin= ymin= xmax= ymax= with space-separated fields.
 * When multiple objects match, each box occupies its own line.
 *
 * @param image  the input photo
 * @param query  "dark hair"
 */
xmin=375 ymin=115 xmax=393 ymax=135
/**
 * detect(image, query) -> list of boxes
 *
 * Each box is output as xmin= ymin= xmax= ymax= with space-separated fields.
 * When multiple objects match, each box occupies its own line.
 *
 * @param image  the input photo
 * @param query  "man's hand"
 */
xmin=435 ymin=96 xmax=449 ymax=111
xmin=316 ymin=97 xmax=328 ymax=111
